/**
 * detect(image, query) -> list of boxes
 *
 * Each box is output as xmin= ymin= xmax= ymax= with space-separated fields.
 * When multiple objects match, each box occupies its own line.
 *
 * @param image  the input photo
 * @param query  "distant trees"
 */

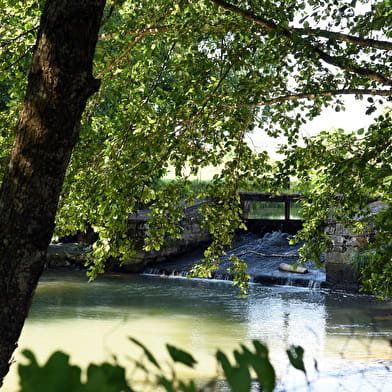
xmin=0 ymin=0 xmax=391 ymax=384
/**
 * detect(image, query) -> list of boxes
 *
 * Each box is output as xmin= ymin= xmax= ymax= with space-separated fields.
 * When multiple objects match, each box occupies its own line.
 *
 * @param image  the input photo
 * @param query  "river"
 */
xmin=2 ymin=270 xmax=391 ymax=392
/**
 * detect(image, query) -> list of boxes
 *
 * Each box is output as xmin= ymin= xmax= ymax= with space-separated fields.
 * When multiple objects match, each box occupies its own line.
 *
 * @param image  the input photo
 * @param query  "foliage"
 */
xmin=0 ymin=0 xmax=41 ymax=159
xmin=1 ymin=0 xmax=391 ymax=295
xmin=17 ymin=338 xmax=308 ymax=392
xmin=19 ymin=350 xmax=133 ymax=392
xmin=279 ymin=110 xmax=391 ymax=297
xmin=359 ymin=205 xmax=392 ymax=298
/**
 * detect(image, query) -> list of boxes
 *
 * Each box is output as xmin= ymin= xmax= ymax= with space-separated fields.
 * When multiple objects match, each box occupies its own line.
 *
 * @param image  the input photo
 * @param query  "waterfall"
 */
xmin=143 ymin=231 xmax=326 ymax=289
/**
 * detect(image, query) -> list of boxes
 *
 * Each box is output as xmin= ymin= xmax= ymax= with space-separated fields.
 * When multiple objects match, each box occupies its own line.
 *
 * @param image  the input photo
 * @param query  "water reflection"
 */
xmin=3 ymin=271 xmax=391 ymax=392
xmin=245 ymin=286 xmax=327 ymax=373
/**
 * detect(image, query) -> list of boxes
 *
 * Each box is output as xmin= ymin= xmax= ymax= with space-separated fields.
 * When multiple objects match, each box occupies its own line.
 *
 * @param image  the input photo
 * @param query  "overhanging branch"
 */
xmin=209 ymin=0 xmax=392 ymax=86
xmin=0 ymin=47 xmax=33 ymax=74
xmin=95 ymin=34 xmax=144 ymax=78
xmin=0 ymin=26 xmax=38 ymax=49
xmin=294 ymin=28 xmax=392 ymax=51
xmin=221 ymin=88 xmax=391 ymax=109
xmin=99 ymin=25 xmax=171 ymax=41
xmin=96 ymin=1 xmax=184 ymax=78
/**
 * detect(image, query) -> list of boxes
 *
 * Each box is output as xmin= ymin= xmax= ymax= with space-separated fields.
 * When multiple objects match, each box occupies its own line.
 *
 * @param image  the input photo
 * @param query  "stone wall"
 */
xmin=324 ymin=201 xmax=385 ymax=290
xmin=324 ymin=221 xmax=365 ymax=290
xmin=46 ymin=243 xmax=88 ymax=269
xmin=46 ymin=202 xmax=211 ymax=272
xmin=122 ymin=201 xmax=211 ymax=272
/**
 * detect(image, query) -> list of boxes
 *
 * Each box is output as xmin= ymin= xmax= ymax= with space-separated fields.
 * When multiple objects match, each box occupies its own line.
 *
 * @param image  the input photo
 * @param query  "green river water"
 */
xmin=2 ymin=270 xmax=391 ymax=391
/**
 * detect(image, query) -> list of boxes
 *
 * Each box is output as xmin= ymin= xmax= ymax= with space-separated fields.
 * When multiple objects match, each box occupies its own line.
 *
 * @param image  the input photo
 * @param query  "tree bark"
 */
xmin=0 ymin=0 xmax=105 ymax=384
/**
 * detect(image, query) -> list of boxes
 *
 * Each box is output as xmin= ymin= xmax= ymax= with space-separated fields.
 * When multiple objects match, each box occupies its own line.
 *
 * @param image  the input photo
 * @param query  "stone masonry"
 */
xmin=122 ymin=201 xmax=211 ymax=272
xmin=325 ymin=201 xmax=386 ymax=290
xmin=324 ymin=221 xmax=367 ymax=289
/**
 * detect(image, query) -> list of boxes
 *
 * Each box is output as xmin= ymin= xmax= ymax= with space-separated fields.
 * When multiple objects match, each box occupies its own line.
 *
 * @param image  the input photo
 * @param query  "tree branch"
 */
xmin=294 ymin=28 xmax=392 ymax=51
xmin=209 ymin=0 xmax=392 ymax=86
xmin=0 ymin=26 xmax=38 ymax=49
xmin=221 ymin=88 xmax=391 ymax=109
xmin=96 ymin=1 xmax=184 ymax=78
xmin=210 ymin=0 xmax=277 ymax=32
xmin=312 ymin=48 xmax=392 ymax=86
xmin=99 ymin=24 xmax=392 ymax=54
xmin=95 ymin=34 xmax=144 ymax=78
xmin=100 ymin=0 xmax=119 ymax=27
xmin=98 ymin=22 xmax=230 ymax=41
xmin=236 ymin=250 xmax=298 ymax=258
xmin=98 ymin=25 xmax=171 ymax=41
xmin=0 ymin=47 xmax=33 ymax=74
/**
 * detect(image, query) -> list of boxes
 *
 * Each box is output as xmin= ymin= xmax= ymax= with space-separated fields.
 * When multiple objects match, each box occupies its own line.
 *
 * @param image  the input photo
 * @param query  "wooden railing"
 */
xmin=238 ymin=192 xmax=301 ymax=221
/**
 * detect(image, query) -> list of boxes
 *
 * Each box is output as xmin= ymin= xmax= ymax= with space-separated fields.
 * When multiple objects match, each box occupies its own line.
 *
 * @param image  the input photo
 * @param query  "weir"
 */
xmin=144 ymin=231 xmax=326 ymax=289
xmin=141 ymin=193 xmax=326 ymax=289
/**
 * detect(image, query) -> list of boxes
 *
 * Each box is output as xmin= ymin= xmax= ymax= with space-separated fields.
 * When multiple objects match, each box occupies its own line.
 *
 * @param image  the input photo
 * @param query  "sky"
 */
xmin=246 ymin=96 xmax=384 ymax=159
xmin=176 ymin=96 xmax=385 ymax=180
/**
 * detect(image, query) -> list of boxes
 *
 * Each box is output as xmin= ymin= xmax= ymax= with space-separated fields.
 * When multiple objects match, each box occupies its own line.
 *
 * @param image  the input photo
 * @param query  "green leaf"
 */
xmin=157 ymin=376 xmax=175 ymax=392
xmin=216 ymin=350 xmax=251 ymax=392
xmin=365 ymin=106 xmax=377 ymax=115
xmin=166 ymin=344 xmax=197 ymax=367
xmin=19 ymin=350 xmax=82 ymax=392
xmin=286 ymin=345 xmax=307 ymax=375
xmin=84 ymin=363 xmax=133 ymax=392
xmin=248 ymin=341 xmax=276 ymax=392
xmin=129 ymin=337 xmax=161 ymax=369
xmin=178 ymin=380 xmax=197 ymax=392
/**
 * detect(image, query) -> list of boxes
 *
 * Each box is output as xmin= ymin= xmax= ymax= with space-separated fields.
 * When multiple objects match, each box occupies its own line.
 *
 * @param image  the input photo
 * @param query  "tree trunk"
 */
xmin=0 ymin=0 xmax=105 ymax=384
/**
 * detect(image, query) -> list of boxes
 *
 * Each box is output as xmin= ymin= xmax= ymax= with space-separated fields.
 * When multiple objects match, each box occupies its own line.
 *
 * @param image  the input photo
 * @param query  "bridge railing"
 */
xmin=238 ymin=192 xmax=302 ymax=221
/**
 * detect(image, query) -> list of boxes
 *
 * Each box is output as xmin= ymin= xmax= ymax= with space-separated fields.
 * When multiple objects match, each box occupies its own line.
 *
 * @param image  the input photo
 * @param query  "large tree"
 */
xmin=0 ymin=0 xmax=391 ymax=384
xmin=0 ymin=0 xmax=106 ymax=383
